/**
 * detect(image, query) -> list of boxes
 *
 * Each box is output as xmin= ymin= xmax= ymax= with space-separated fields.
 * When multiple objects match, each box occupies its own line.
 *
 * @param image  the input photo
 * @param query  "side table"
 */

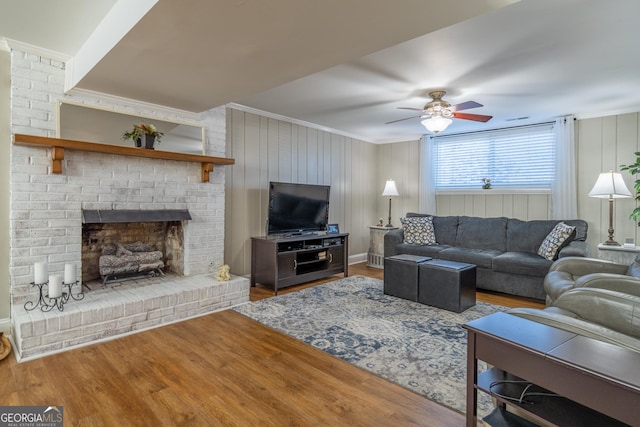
xmin=367 ymin=226 xmax=397 ymax=269
xmin=597 ymin=243 xmax=640 ymax=265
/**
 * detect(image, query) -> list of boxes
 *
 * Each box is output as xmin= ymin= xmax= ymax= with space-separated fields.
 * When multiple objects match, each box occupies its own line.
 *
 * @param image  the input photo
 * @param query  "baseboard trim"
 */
xmin=349 ymin=253 xmax=367 ymax=265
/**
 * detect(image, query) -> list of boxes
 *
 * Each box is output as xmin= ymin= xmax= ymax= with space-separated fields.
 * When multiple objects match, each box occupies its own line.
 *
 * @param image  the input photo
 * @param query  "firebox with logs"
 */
xmin=99 ymin=242 xmax=165 ymax=284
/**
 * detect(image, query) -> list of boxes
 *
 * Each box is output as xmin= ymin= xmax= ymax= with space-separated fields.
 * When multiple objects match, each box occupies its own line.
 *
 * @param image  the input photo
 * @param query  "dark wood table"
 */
xmin=464 ymin=312 xmax=640 ymax=427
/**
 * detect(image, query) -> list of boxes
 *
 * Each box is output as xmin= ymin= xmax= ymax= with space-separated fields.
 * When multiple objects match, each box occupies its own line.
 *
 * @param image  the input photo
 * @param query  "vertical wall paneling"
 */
xmin=245 ymin=113 xmax=263 ymax=243
xmin=577 ymin=118 xmax=604 ymax=248
xmin=578 ymin=113 xmax=640 ymax=252
xmin=297 ymin=126 xmax=308 ymax=183
xmin=226 ymin=109 xmax=376 ymax=276
xmin=615 ymin=114 xmax=639 ymax=246
xmin=226 ymin=109 xmax=247 ymax=273
xmin=307 ymin=128 xmax=318 ymax=183
xmin=267 ymin=118 xmax=279 ymax=182
xmin=278 ymin=121 xmax=292 ymax=182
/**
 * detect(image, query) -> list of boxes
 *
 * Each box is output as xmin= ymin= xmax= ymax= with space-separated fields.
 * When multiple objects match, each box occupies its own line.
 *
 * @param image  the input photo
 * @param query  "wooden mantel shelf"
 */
xmin=13 ymin=134 xmax=235 ymax=182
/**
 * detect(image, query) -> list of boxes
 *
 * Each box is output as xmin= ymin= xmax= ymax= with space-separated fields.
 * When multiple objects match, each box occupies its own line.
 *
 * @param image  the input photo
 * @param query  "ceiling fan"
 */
xmin=386 ymin=90 xmax=493 ymax=133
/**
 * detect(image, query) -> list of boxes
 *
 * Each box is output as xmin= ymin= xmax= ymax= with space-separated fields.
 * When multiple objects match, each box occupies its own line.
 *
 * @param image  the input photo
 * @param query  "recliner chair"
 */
xmin=543 ymin=255 xmax=640 ymax=306
xmin=509 ymin=287 xmax=640 ymax=353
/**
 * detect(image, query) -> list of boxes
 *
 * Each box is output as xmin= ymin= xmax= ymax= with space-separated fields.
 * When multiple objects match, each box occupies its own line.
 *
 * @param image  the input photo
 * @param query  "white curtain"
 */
xmin=419 ymin=134 xmax=437 ymax=214
xmin=551 ymin=115 xmax=577 ymax=219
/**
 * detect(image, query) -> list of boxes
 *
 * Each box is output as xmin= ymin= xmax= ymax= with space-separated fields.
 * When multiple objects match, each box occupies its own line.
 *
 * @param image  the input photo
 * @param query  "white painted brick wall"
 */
xmin=9 ymin=49 xmax=229 ymax=303
xmin=8 ymin=48 xmax=249 ymax=360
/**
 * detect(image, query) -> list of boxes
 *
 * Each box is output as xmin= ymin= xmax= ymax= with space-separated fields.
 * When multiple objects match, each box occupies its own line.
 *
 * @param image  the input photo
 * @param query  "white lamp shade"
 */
xmin=382 ymin=179 xmax=400 ymax=197
xmin=588 ymin=171 xmax=632 ymax=199
xmin=422 ymin=116 xmax=453 ymax=133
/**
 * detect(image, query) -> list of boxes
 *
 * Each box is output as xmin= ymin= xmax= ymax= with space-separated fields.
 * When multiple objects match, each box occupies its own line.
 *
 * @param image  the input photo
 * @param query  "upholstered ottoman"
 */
xmin=418 ymin=259 xmax=476 ymax=312
xmin=384 ymin=254 xmax=431 ymax=301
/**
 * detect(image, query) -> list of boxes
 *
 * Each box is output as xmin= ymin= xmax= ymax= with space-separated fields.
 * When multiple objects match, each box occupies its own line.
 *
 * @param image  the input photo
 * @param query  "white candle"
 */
xmin=34 ymin=262 xmax=48 ymax=284
xmin=64 ymin=263 xmax=76 ymax=284
xmin=49 ymin=274 xmax=62 ymax=298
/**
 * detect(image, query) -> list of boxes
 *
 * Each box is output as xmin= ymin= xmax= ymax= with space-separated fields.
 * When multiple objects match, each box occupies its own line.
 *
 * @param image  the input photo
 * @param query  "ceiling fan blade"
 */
xmin=397 ymin=107 xmax=425 ymax=111
xmin=385 ymin=114 xmax=424 ymax=124
xmin=453 ymin=112 xmax=493 ymax=122
xmin=452 ymin=100 xmax=483 ymax=111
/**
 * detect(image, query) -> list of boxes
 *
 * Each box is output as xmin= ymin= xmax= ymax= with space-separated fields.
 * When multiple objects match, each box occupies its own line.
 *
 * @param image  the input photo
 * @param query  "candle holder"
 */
xmin=24 ymin=280 xmax=84 ymax=312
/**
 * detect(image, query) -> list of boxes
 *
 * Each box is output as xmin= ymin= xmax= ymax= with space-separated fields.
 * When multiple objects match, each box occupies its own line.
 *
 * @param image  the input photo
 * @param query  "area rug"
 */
xmin=233 ymin=275 xmax=507 ymax=417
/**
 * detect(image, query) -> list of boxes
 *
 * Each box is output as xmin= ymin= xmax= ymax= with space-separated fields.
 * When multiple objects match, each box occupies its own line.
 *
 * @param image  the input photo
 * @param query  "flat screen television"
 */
xmin=267 ymin=181 xmax=331 ymax=236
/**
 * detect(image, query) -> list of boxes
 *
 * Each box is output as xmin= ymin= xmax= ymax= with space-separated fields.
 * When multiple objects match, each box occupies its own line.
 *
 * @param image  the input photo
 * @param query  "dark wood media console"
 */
xmin=251 ymin=233 xmax=349 ymax=294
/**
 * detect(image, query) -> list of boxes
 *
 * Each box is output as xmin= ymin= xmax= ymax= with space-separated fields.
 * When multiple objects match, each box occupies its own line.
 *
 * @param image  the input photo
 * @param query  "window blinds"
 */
xmin=433 ymin=122 xmax=555 ymax=190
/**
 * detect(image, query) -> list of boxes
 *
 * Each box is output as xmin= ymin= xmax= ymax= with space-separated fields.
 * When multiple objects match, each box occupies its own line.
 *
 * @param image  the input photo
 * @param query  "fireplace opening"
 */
xmin=81 ymin=210 xmax=190 ymax=284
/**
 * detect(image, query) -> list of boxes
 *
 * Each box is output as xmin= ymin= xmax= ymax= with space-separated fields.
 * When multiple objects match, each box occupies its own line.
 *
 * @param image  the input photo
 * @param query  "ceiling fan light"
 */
xmin=422 ymin=116 xmax=453 ymax=133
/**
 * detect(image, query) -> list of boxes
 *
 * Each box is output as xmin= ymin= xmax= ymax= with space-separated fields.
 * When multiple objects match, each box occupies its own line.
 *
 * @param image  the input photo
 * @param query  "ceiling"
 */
xmin=2 ymin=0 xmax=640 ymax=143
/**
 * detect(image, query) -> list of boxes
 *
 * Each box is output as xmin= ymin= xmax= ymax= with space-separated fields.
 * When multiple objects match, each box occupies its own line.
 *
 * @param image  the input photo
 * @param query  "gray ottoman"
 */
xmin=418 ymin=259 xmax=476 ymax=312
xmin=384 ymin=254 xmax=431 ymax=301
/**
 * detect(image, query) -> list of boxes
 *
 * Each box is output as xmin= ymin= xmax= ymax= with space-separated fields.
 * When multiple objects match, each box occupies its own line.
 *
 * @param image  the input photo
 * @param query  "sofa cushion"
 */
xmin=563 ymin=219 xmax=588 ymax=241
xmin=396 ymin=243 xmax=449 ymax=258
xmin=455 ymin=216 xmax=507 ymax=251
xmin=432 ymin=216 xmax=459 ymax=245
xmin=406 ymin=213 xmax=459 ymax=245
xmin=400 ymin=216 xmax=436 ymax=245
xmin=437 ymin=247 xmax=500 ymax=269
xmin=537 ymin=222 xmax=576 ymax=261
xmin=493 ymin=251 xmax=553 ymax=278
xmin=507 ymin=219 xmax=564 ymax=253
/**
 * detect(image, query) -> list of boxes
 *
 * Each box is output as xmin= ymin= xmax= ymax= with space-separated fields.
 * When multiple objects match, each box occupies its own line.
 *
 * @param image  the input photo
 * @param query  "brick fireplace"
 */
xmin=8 ymin=48 xmax=249 ymax=360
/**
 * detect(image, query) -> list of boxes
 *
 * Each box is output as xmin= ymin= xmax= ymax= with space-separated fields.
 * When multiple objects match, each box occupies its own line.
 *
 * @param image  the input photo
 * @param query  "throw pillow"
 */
xmin=401 ymin=216 xmax=436 ymax=245
xmin=537 ymin=222 xmax=576 ymax=261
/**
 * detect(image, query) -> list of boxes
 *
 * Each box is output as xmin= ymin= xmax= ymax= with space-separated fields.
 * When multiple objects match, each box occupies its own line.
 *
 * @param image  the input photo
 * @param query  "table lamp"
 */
xmin=382 ymin=179 xmax=400 ymax=227
xmin=588 ymin=170 xmax=632 ymax=245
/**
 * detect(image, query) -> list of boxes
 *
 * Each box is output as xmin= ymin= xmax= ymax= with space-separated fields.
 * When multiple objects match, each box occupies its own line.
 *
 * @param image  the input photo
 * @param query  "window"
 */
xmin=434 ymin=122 xmax=555 ymax=190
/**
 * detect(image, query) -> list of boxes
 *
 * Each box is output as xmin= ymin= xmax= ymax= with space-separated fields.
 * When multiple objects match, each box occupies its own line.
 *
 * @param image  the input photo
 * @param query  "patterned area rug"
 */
xmin=234 ymin=275 xmax=506 ymax=417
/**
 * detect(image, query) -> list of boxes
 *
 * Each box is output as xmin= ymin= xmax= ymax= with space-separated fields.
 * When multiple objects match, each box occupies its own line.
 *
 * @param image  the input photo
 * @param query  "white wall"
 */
xmin=225 ymin=109 xmax=377 ymax=276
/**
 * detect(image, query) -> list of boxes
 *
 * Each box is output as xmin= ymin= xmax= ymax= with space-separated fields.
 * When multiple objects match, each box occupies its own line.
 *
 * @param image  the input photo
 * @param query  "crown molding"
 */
xmin=227 ymin=103 xmax=380 ymax=143
xmin=227 ymin=103 xmax=422 ymax=145
xmin=66 ymin=88 xmax=203 ymax=124
xmin=2 ymin=38 xmax=70 ymax=62
xmin=576 ymin=106 xmax=640 ymax=121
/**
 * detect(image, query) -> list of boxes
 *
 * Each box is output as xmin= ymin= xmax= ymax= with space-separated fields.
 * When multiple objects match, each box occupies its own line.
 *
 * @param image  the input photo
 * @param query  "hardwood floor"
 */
xmin=0 ymin=263 xmax=543 ymax=426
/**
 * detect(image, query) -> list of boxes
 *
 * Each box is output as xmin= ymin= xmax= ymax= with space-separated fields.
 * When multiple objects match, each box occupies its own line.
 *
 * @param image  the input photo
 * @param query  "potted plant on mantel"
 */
xmin=122 ymin=123 xmax=164 ymax=150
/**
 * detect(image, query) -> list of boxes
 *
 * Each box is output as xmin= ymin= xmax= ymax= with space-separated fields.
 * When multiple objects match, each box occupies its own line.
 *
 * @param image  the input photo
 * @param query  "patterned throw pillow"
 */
xmin=401 ymin=216 xmax=437 ymax=245
xmin=537 ymin=222 xmax=576 ymax=261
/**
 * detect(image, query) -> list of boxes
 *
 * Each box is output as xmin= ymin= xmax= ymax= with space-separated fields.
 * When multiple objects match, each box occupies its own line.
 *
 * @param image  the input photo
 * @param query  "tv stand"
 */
xmin=287 ymin=231 xmax=317 ymax=237
xmin=251 ymin=233 xmax=349 ymax=294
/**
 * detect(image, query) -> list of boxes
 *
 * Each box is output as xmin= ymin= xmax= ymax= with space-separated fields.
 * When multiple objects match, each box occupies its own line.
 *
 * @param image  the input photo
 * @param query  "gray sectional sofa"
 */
xmin=384 ymin=213 xmax=590 ymax=300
